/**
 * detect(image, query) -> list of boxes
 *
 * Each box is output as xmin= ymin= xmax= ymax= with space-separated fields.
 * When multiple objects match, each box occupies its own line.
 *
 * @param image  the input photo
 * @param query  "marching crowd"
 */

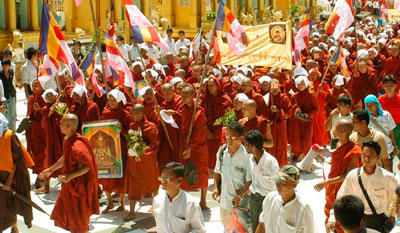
xmin=2 ymin=9 xmax=400 ymax=233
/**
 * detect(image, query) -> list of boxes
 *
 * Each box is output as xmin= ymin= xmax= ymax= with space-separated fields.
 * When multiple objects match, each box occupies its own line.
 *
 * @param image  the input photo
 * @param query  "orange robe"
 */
xmin=51 ymin=134 xmax=99 ymax=233
xmin=245 ymin=90 xmax=268 ymax=118
xmin=201 ymin=77 xmax=233 ymax=169
xmin=70 ymin=99 xmax=100 ymax=132
xmin=143 ymin=100 xmax=160 ymax=127
xmin=312 ymin=82 xmax=330 ymax=146
xmin=324 ymin=141 xmax=362 ymax=233
xmin=290 ymin=89 xmax=319 ymax=156
xmin=348 ymin=68 xmax=378 ymax=108
xmin=100 ymin=107 xmax=132 ymax=194
xmin=177 ymin=103 xmax=210 ymax=190
xmin=125 ymin=119 xmax=160 ymax=201
xmin=158 ymin=95 xmax=183 ymax=169
xmin=242 ymin=116 xmax=269 ymax=150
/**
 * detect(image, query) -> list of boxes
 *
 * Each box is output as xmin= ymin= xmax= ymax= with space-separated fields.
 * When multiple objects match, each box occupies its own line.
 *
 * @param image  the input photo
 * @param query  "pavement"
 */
xmin=9 ymin=87 xmax=400 ymax=233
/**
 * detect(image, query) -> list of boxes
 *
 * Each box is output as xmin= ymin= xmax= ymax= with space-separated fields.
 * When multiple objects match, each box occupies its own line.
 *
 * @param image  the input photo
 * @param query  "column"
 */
xmin=115 ymin=0 xmax=123 ymax=35
xmin=0 ymin=0 xmax=6 ymax=30
xmin=161 ymin=0 xmax=173 ymax=27
xmin=7 ymin=0 xmax=17 ymax=31
xmin=64 ymin=0 xmax=74 ymax=33
xmin=258 ymin=0 xmax=264 ymax=22
xmin=19 ymin=0 xmax=29 ymax=30
xmin=99 ymin=0 xmax=107 ymax=30
xmin=190 ymin=0 xmax=199 ymax=28
xmin=31 ymin=0 xmax=39 ymax=30
xmin=246 ymin=0 xmax=252 ymax=13
xmin=142 ymin=0 xmax=150 ymax=19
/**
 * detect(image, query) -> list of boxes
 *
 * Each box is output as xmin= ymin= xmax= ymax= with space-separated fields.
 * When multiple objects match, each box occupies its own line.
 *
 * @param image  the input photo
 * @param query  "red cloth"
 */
xmin=201 ymin=76 xmax=233 ymax=169
xmin=51 ymin=134 xmax=100 ymax=233
xmin=177 ymin=103 xmax=210 ymax=190
xmin=290 ymin=89 xmax=319 ymax=156
xmin=158 ymin=95 xmax=183 ymax=170
xmin=125 ymin=119 xmax=160 ymax=200
xmin=348 ymin=69 xmax=378 ymax=108
xmin=378 ymin=94 xmax=400 ymax=124
xmin=312 ymin=82 xmax=330 ymax=146
xmin=245 ymin=90 xmax=268 ymax=118
xmin=242 ymin=116 xmax=269 ymax=143
xmin=41 ymin=103 xmax=64 ymax=178
xmin=70 ymin=99 xmax=100 ymax=132
xmin=324 ymin=141 xmax=361 ymax=232
xmin=324 ymin=87 xmax=351 ymax=116
xmin=265 ymin=93 xmax=292 ymax=166
xmin=100 ymin=107 xmax=132 ymax=194
xmin=26 ymin=93 xmax=47 ymax=174
xmin=143 ymin=100 xmax=160 ymax=127
xmin=383 ymin=56 xmax=400 ymax=80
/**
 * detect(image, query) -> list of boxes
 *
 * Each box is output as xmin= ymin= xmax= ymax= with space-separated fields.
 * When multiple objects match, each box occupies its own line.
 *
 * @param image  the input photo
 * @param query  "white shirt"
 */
xmin=366 ymin=0 xmax=373 ymax=6
xmin=373 ymin=1 xmax=380 ymax=8
xmin=337 ymin=166 xmax=398 ymax=215
xmin=369 ymin=110 xmax=397 ymax=153
xmin=215 ymin=144 xmax=252 ymax=210
xmin=161 ymin=37 xmax=175 ymax=56
xmin=175 ymin=38 xmax=191 ymax=54
xmin=0 ymin=80 xmax=5 ymax=102
xmin=21 ymin=60 xmax=37 ymax=85
xmin=153 ymin=189 xmax=206 ymax=233
xmin=260 ymin=191 xmax=319 ymax=233
xmin=147 ymin=46 xmax=160 ymax=63
xmin=249 ymin=151 xmax=279 ymax=196
xmin=130 ymin=44 xmax=140 ymax=61
xmin=331 ymin=113 xmax=353 ymax=138
xmin=118 ymin=44 xmax=130 ymax=62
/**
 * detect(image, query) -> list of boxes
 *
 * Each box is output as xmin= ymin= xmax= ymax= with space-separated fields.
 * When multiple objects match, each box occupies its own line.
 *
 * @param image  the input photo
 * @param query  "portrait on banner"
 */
xmin=269 ymin=23 xmax=286 ymax=44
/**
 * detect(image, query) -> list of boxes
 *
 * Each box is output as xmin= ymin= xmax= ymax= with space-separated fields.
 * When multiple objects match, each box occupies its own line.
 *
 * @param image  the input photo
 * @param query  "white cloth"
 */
xmin=0 ymin=80 xmax=5 ymax=102
xmin=259 ymin=191 xmax=319 ymax=233
xmin=138 ymin=86 xmax=154 ymax=97
xmin=170 ymin=77 xmax=184 ymax=85
xmin=335 ymin=75 xmax=345 ymax=86
xmin=258 ymin=76 xmax=272 ymax=84
xmin=295 ymin=76 xmax=309 ymax=88
xmin=70 ymin=85 xmax=87 ymax=97
xmin=130 ymin=44 xmax=140 ymax=61
xmin=21 ymin=60 xmax=37 ymax=85
xmin=153 ymin=189 xmax=206 ymax=233
xmin=337 ymin=166 xmax=398 ymax=215
xmin=147 ymin=46 xmax=160 ymax=63
xmin=0 ymin=112 xmax=8 ymax=137
xmin=108 ymin=89 xmax=126 ymax=105
xmin=369 ymin=111 xmax=397 ymax=153
xmin=230 ymin=75 xmax=243 ymax=85
xmin=249 ymin=151 xmax=279 ymax=196
xmin=175 ymin=38 xmax=191 ymax=54
xmin=215 ymin=144 xmax=252 ymax=211
xmin=161 ymin=37 xmax=175 ymax=56
xmin=41 ymin=89 xmax=58 ymax=103
xmin=160 ymin=109 xmax=179 ymax=129
xmin=235 ymin=93 xmax=249 ymax=102
xmin=132 ymin=61 xmax=144 ymax=71
xmin=118 ymin=44 xmax=131 ymax=62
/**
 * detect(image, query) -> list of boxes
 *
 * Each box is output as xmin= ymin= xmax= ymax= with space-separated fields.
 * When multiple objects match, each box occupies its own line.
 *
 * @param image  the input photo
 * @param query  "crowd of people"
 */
xmin=1 ymin=7 xmax=400 ymax=233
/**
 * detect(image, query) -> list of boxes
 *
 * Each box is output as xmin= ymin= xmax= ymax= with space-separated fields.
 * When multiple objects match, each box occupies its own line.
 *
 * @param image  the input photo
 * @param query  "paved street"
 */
xmin=11 ymin=88 xmax=400 ymax=233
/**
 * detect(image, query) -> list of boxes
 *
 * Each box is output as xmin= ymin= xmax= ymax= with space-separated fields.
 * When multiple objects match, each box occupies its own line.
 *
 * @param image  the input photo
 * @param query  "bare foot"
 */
xmin=101 ymin=204 xmax=115 ymax=214
xmin=123 ymin=212 xmax=136 ymax=221
xmin=148 ymin=207 xmax=154 ymax=213
xmin=116 ymin=205 xmax=125 ymax=212
xmin=34 ymin=187 xmax=49 ymax=194
xmin=34 ymin=178 xmax=41 ymax=188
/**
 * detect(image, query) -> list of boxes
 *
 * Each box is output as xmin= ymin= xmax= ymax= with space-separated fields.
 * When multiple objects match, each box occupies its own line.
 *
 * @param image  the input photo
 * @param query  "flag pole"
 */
xmin=185 ymin=26 xmax=217 ymax=147
xmin=89 ymin=0 xmax=108 ymax=94
xmin=134 ymin=43 xmax=175 ymax=151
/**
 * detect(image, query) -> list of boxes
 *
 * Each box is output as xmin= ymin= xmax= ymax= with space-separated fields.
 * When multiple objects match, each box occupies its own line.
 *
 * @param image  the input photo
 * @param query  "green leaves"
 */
xmin=214 ymin=107 xmax=237 ymax=126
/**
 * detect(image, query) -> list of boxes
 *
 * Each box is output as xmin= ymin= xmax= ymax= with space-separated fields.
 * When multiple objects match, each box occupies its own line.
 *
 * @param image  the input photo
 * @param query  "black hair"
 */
xmin=336 ymin=94 xmax=352 ymax=107
xmin=396 ymin=186 xmax=400 ymax=196
xmin=227 ymin=121 xmax=244 ymax=136
xmin=3 ymin=50 xmax=12 ymax=56
xmin=382 ymin=75 xmax=397 ymax=84
xmin=333 ymin=195 xmax=365 ymax=230
xmin=167 ymin=28 xmax=173 ymax=34
xmin=1 ymin=59 xmax=11 ymax=65
xmin=27 ymin=48 xmax=37 ymax=60
xmin=117 ymin=35 xmax=125 ymax=41
xmin=162 ymin=162 xmax=185 ymax=178
xmin=245 ymin=130 xmax=264 ymax=151
xmin=352 ymin=109 xmax=370 ymax=125
xmin=73 ymin=40 xmax=81 ymax=46
xmin=362 ymin=140 xmax=381 ymax=156
xmin=178 ymin=30 xmax=185 ymax=35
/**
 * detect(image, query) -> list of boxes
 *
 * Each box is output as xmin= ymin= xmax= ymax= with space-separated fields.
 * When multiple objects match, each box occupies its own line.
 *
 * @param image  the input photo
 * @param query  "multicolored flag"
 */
xmin=324 ymin=0 xmax=354 ymax=40
xmin=108 ymin=0 xmax=116 ymax=40
xmin=214 ymin=0 xmax=250 ymax=56
xmin=81 ymin=47 xmax=106 ymax=97
xmin=190 ymin=29 xmax=202 ymax=59
xmin=294 ymin=11 xmax=312 ymax=51
xmin=38 ymin=55 xmax=59 ymax=88
xmin=380 ymin=2 xmax=386 ymax=19
xmin=104 ymin=33 xmax=135 ymax=89
xmin=123 ymin=0 xmax=169 ymax=50
xmin=40 ymin=2 xmax=84 ymax=85
xmin=211 ymin=30 xmax=221 ymax=64
xmin=331 ymin=42 xmax=350 ymax=77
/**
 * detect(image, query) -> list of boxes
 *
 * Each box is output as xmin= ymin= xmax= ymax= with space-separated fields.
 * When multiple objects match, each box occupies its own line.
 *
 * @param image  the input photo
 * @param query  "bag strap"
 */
xmin=370 ymin=117 xmax=390 ymax=138
xmin=219 ymin=143 xmax=228 ymax=172
xmin=357 ymin=168 xmax=381 ymax=221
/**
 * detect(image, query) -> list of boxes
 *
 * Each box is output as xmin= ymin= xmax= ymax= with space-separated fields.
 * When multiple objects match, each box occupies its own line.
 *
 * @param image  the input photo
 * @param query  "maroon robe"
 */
xmin=70 ymin=99 xmax=100 ymax=131
xmin=348 ymin=68 xmax=378 ymax=108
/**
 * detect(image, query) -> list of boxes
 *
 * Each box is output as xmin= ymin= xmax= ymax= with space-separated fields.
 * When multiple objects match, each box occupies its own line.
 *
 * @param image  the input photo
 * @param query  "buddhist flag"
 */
xmin=190 ymin=29 xmax=202 ymax=59
xmin=123 ymin=0 xmax=169 ymax=50
xmin=324 ymin=0 xmax=354 ymax=40
xmin=81 ymin=47 xmax=106 ymax=97
xmin=108 ymin=0 xmax=116 ymax=40
xmin=331 ymin=42 xmax=350 ymax=77
xmin=211 ymin=30 xmax=221 ymax=64
xmin=38 ymin=55 xmax=59 ymax=89
xmin=40 ymin=2 xmax=83 ymax=85
xmin=295 ymin=11 xmax=312 ymax=51
xmin=214 ymin=0 xmax=250 ymax=56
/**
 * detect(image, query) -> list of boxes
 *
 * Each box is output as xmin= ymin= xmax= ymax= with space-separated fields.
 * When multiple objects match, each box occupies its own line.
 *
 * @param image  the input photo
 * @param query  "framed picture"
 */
xmin=82 ymin=120 xmax=123 ymax=178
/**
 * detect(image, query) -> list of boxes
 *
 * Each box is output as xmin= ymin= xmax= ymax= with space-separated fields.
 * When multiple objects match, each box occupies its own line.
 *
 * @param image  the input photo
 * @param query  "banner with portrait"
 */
xmin=218 ymin=21 xmax=293 ymax=70
xmin=82 ymin=120 xmax=123 ymax=178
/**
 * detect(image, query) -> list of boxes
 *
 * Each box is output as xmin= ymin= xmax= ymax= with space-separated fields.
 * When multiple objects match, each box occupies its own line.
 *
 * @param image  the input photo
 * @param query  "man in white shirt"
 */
xmin=116 ymin=35 xmax=130 ymax=63
xmin=175 ymin=30 xmax=191 ymax=55
xmin=161 ymin=28 xmax=175 ymax=57
xmin=333 ymin=195 xmax=380 ymax=233
xmin=153 ymin=162 xmax=206 ymax=233
xmin=21 ymin=48 xmax=38 ymax=99
xmin=146 ymin=42 xmax=160 ymax=63
xmin=327 ymin=140 xmax=398 ymax=232
xmin=212 ymin=121 xmax=252 ymax=231
xmin=255 ymin=165 xmax=318 ymax=233
xmin=244 ymin=129 xmax=279 ymax=233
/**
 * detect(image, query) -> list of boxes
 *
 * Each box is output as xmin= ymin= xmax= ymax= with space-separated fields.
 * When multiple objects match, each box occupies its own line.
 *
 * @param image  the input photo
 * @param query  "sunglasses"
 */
xmin=158 ymin=176 xmax=174 ymax=182
xmin=226 ymin=135 xmax=240 ymax=140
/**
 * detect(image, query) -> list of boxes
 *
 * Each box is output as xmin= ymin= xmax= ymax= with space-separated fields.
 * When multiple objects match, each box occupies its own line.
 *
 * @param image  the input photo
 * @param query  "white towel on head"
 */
xmin=160 ymin=110 xmax=179 ymax=129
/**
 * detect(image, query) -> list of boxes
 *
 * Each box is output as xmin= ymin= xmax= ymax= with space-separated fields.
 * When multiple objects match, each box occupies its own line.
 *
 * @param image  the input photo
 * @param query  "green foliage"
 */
xmin=288 ymin=5 xmax=303 ymax=19
xmin=90 ymin=27 xmax=105 ymax=47
xmin=214 ymin=107 xmax=237 ymax=126
xmin=54 ymin=103 xmax=69 ymax=116
xmin=202 ymin=11 xmax=217 ymax=23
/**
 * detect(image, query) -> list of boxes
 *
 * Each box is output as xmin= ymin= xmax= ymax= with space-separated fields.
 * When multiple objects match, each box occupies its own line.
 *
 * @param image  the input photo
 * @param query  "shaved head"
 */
xmin=62 ymin=114 xmax=79 ymax=130
xmin=132 ymin=103 xmax=144 ymax=113
xmin=244 ymin=99 xmax=257 ymax=109
xmin=336 ymin=119 xmax=353 ymax=134
xmin=182 ymin=86 xmax=195 ymax=95
xmin=161 ymin=83 xmax=174 ymax=91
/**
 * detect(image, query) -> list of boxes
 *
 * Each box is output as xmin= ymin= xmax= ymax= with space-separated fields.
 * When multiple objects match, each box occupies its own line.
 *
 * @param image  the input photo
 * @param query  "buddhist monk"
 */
xmin=165 ymin=52 xmax=177 ymax=76
xmin=101 ymin=89 xmax=132 ymax=213
xmin=56 ymin=72 xmax=74 ymax=108
xmin=201 ymin=76 xmax=233 ymax=169
xmin=179 ymin=56 xmax=192 ymax=80
xmin=0 ymin=114 xmax=34 ymax=233
xmin=241 ymin=77 xmax=268 ymax=117
xmin=290 ymin=76 xmax=319 ymax=161
xmin=40 ymin=114 xmax=99 ymax=233
xmin=240 ymin=99 xmax=273 ymax=149
xmin=26 ymin=80 xmax=47 ymax=187
xmin=314 ymin=119 xmax=361 ymax=233
xmin=35 ymin=89 xmax=65 ymax=193
xmin=264 ymin=79 xmax=292 ymax=166
xmin=69 ymin=85 xmax=100 ymax=131
xmin=157 ymin=83 xmax=183 ymax=169
xmin=233 ymin=93 xmax=249 ymax=120
xmin=165 ymin=86 xmax=210 ymax=209
xmin=325 ymin=75 xmax=350 ymax=116
xmin=382 ymin=44 xmax=400 ymax=83
xmin=141 ymin=86 xmax=160 ymax=127
xmin=123 ymin=104 xmax=160 ymax=221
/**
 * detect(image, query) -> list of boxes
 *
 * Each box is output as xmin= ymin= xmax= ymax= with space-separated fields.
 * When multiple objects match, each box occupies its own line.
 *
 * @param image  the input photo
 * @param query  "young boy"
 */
xmin=325 ymin=94 xmax=353 ymax=149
